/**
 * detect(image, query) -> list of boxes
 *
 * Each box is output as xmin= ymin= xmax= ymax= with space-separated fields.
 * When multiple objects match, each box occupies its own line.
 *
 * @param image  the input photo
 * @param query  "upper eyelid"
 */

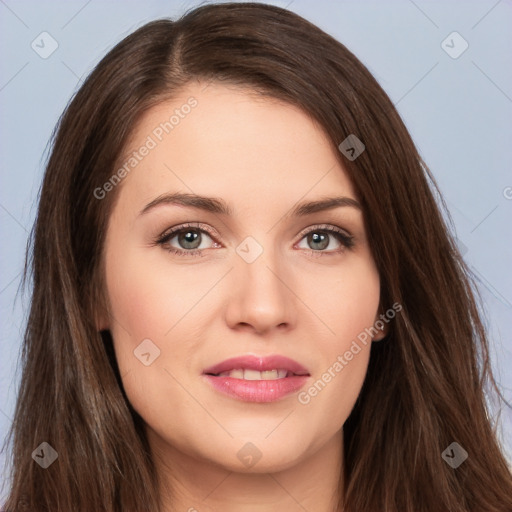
xmin=295 ymin=223 xmax=352 ymax=238
xmin=158 ymin=222 xmax=217 ymax=241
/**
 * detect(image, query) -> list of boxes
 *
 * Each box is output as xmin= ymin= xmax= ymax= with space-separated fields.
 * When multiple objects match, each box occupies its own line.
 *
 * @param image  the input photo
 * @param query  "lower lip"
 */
xmin=203 ymin=375 xmax=310 ymax=402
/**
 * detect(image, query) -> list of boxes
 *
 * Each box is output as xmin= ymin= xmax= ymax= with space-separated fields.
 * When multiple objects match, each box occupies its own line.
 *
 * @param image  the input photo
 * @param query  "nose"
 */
xmin=224 ymin=247 xmax=297 ymax=335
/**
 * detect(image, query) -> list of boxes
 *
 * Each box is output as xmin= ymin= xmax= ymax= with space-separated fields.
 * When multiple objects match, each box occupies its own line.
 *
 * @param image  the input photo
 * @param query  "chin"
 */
xmin=205 ymin=436 xmax=312 ymax=474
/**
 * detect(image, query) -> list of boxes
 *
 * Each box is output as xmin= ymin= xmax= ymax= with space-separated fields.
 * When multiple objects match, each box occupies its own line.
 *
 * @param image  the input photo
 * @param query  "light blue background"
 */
xmin=1 ymin=0 xmax=511 ymax=498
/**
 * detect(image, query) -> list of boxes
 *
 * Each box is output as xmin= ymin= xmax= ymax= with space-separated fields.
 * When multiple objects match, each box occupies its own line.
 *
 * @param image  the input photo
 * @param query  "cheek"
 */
xmin=102 ymin=245 xmax=191 ymax=391
xmin=105 ymin=246 xmax=211 ymax=341
xmin=294 ymin=257 xmax=379 ymax=427
xmin=103 ymin=248 xmax=204 ymax=431
xmin=300 ymin=253 xmax=381 ymax=340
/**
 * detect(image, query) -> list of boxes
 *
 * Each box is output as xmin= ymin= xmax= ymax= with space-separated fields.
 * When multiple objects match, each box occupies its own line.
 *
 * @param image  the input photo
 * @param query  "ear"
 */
xmin=372 ymin=308 xmax=390 ymax=342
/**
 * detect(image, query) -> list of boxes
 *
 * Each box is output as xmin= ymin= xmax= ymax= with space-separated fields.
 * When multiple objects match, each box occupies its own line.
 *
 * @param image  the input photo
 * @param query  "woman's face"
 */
xmin=101 ymin=81 xmax=384 ymax=474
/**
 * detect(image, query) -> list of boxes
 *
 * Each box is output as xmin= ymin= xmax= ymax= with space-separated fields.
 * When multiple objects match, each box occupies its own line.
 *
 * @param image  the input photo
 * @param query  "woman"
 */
xmin=3 ymin=2 xmax=511 ymax=511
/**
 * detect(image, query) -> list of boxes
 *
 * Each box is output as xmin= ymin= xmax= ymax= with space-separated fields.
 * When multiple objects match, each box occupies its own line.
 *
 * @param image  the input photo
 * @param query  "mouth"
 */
xmin=202 ymin=354 xmax=311 ymax=402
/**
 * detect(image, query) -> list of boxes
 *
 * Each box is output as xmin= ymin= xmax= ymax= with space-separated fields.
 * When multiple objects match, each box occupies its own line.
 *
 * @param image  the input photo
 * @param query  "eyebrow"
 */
xmin=139 ymin=192 xmax=361 ymax=217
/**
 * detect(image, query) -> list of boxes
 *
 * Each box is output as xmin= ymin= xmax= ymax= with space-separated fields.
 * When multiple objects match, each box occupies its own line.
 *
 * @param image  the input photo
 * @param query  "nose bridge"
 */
xmin=226 ymin=233 xmax=295 ymax=332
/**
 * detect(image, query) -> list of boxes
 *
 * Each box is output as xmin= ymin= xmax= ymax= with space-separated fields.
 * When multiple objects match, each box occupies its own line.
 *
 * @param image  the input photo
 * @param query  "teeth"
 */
xmin=217 ymin=368 xmax=289 ymax=380
xmin=244 ymin=369 xmax=262 ymax=380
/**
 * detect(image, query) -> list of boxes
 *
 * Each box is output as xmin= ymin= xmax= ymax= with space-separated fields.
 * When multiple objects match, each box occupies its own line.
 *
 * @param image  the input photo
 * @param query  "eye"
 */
xmin=295 ymin=224 xmax=354 ymax=256
xmin=156 ymin=222 xmax=218 ymax=257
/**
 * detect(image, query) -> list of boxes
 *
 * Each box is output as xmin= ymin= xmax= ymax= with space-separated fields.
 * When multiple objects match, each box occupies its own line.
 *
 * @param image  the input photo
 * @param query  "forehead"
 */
xmin=113 ymin=82 xmax=356 ymax=215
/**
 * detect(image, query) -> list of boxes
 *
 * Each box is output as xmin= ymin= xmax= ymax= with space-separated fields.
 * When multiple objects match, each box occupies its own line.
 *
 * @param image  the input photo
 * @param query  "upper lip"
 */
xmin=203 ymin=354 xmax=310 ymax=376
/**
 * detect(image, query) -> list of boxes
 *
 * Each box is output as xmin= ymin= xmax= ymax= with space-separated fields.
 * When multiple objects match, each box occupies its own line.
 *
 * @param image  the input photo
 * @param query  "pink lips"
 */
xmin=202 ymin=354 xmax=311 ymax=403
xmin=203 ymin=354 xmax=310 ymax=376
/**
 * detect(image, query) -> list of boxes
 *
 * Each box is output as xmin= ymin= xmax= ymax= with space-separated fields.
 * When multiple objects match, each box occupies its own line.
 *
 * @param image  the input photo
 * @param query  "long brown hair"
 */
xmin=2 ymin=2 xmax=511 ymax=511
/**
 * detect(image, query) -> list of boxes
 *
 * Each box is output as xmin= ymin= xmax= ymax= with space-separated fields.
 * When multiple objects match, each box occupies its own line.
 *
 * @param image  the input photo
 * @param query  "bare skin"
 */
xmin=99 ymin=81 xmax=386 ymax=511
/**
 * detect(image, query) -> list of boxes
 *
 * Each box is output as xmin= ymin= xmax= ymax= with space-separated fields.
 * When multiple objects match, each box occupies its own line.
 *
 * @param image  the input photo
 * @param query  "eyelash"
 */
xmin=155 ymin=222 xmax=355 ymax=258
